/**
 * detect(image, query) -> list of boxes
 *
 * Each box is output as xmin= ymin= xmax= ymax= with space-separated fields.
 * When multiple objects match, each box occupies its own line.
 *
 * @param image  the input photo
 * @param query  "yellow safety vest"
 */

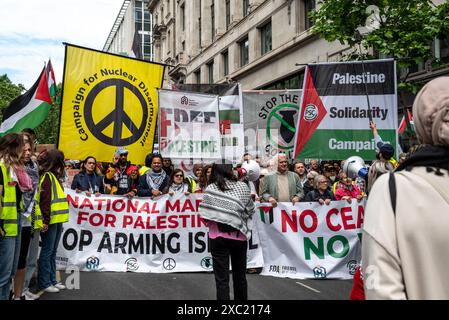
xmin=0 ymin=164 xmax=19 ymax=237
xmin=139 ymin=166 xmax=150 ymax=176
xmin=38 ymin=172 xmax=69 ymax=225
xmin=390 ymin=158 xmax=398 ymax=169
xmin=28 ymin=190 xmax=43 ymax=231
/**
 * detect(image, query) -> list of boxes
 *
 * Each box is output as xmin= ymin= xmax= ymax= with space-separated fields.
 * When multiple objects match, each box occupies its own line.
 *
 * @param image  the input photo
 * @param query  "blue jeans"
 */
xmin=38 ymin=223 xmax=63 ymax=289
xmin=0 ymin=223 xmax=22 ymax=300
xmin=24 ymin=229 xmax=41 ymax=290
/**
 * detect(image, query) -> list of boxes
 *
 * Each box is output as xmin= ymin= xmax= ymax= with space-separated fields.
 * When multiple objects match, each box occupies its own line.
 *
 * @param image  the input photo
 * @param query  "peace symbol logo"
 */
xmin=163 ymin=258 xmax=176 ymax=271
xmin=266 ymin=103 xmax=299 ymax=150
xmin=84 ymin=78 xmax=149 ymax=146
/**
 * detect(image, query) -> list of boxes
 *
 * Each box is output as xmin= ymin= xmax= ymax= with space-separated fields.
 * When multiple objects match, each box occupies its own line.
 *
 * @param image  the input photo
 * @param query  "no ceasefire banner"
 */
xmin=294 ymin=59 xmax=397 ymax=160
xmin=257 ymin=201 xmax=363 ymax=279
xmin=58 ymin=44 xmax=165 ymax=164
xmin=57 ymin=190 xmax=362 ymax=279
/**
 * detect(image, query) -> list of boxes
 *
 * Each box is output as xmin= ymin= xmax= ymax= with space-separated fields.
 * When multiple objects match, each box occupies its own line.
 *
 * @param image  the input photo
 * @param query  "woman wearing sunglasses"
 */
xmin=164 ymin=169 xmax=193 ymax=196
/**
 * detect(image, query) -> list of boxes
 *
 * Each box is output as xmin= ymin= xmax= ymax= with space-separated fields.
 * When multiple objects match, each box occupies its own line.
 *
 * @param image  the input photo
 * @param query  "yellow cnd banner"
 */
xmin=58 ymin=44 xmax=165 ymax=164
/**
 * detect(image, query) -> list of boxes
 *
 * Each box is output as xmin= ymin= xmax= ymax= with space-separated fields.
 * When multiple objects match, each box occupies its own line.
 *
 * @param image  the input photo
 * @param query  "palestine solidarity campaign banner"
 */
xmin=294 ymin=59 xmax=397 ymax=160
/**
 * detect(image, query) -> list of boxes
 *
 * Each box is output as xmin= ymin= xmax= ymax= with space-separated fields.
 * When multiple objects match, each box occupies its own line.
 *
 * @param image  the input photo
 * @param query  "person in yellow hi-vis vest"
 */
xmin=37 ymin=149 xmax=69 ymax=293
xmin=0 ymin=133 xmax=30 ymax=301
xmin=13 ymin=132 xmax=43 ymax=300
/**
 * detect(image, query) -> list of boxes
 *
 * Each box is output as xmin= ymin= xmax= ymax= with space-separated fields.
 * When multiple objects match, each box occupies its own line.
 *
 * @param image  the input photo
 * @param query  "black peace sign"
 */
xmin=163 ymin=258 xmax=176 ymax=270
xmin=84 ymin=78 xmax=148 ymax=146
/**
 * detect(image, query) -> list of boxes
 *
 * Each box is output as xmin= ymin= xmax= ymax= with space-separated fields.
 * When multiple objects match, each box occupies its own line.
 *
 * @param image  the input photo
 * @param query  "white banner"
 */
xmin=256 ymin=200 xmax=363 ymax=279
xmin=158 ymin=89 xmax=221 ymax=160
xmin=56 ymin=189 xmax=263 ymax=273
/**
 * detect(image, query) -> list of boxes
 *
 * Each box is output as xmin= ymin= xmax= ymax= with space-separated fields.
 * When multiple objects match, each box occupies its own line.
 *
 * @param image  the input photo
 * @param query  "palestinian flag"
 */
xmin=46 ymin=59 xmax=57 ymax=98
xmin=0 ymin=66 xmax=52 ymax=137
xmin=398 ymin=110 xmax=414 ymax=135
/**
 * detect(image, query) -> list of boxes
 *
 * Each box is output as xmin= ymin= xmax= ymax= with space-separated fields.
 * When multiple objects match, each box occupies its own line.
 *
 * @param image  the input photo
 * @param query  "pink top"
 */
xmin=207 ymin=221 xmax=246 ymax=241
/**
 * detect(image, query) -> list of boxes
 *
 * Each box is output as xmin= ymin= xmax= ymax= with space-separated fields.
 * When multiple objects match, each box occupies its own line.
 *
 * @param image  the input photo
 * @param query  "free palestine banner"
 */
xmin=294 ymin=59 xmax=397 ymax=160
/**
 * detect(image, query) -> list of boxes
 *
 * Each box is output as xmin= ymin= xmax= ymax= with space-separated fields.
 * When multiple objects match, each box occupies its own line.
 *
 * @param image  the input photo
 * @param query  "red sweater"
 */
xmin=40 ymin=175 xmax=52 ymax=225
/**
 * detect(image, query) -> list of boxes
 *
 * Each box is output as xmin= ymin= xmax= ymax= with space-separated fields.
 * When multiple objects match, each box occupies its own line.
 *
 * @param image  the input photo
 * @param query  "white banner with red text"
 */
xmin=256 ymin=200 xmax=363 ymax=279
xmin=56 ymin=189 xmax=264 ymax=273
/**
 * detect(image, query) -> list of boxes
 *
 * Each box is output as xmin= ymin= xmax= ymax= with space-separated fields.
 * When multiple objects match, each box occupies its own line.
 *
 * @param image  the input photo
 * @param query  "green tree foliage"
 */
xmin=310 ymin=0 xmax=449 ymax=93
xmin=0 ymin=74 xmax=25 ymax=121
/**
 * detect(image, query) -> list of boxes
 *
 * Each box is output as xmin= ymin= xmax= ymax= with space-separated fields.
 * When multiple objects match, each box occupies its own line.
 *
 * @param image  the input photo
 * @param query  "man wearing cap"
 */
xmin=104 ymin=147 xmax=135 ymax=198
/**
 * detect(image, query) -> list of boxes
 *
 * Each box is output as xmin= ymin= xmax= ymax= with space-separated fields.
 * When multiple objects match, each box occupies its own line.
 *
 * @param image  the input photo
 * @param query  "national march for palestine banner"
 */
xmin=58 ymin=44 xmax=165 ymax=165
xmin=57 ymin=190 xmax=363 ymax=278
xmin=256 ymin=201 xmax=363 ymax=279
xmin=175 ymin=84 xmax=245 ymax=165
xmin=56 ymin=190 xmax=264 ymax=273
xmin=294 ymin=59 xmax=397 ymax=160
xmin=0 ymin=66 xmax=52 ymax=137
xmin=158 ymin=89 xmax=221 ymax=160
xmin=243 ymin=90 xmax=302 ymax=162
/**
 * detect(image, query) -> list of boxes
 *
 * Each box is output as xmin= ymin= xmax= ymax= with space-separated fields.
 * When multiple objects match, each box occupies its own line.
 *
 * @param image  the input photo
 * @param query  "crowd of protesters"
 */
xmin=1 ymin=78 xmax=448 ymax=301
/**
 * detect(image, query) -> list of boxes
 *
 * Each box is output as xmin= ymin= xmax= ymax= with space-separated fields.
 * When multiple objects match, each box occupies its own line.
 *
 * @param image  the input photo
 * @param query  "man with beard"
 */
xmin=104 ymin=147 xmax=135 ymax=198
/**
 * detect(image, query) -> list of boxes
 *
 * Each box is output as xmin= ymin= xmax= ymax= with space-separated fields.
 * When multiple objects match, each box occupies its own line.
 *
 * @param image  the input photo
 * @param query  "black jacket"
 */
xmin=137 ymin=173 xmax=170 ymax=197
xmin=304 ymin=189 xmax=335 ymax=202
xmin=71 ymin=171 xmax=104 ymax=194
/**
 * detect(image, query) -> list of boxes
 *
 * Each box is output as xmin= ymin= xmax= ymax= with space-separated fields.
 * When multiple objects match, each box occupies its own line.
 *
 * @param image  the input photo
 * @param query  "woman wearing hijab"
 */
xmin=137 ymin=154 xmax=170 ymax=197
xmin=362 ymin=77 xmax=449 ymax=299
xmin=199 ymin=163 xmax=255 ymax=300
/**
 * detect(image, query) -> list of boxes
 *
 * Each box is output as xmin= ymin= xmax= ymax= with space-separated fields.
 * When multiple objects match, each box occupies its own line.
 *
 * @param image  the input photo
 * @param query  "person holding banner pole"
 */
xmin=199 ymin=163 xmax=255 ymax=300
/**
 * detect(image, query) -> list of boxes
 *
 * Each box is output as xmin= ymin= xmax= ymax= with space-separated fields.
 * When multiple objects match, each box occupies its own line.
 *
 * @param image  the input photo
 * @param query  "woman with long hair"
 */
xmin=198 ymin=164 xmax=212 ymax=191
xmin=71 ymin=156 xmax=104 ymax=196
xmin=0 ymin=133 xmax=32 ymax=300
xmin=199 ymin=163 xmax=255 ymax=300
xmin=163 ymin=169 xmax=193 ymax=196
xmin=37 ymin=149 xmax=69 ymax=293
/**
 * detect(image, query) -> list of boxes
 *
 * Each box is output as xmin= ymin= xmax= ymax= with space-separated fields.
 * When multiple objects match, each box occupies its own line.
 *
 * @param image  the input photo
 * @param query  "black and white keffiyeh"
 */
xmin=146 ymin=169 xmax=167 ymax=190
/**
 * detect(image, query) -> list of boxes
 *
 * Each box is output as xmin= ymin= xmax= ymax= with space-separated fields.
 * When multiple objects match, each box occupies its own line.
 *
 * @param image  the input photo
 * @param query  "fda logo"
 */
xmin=86 ymin=256 xmax=100 ymax=270
xmin=313 ymin=266 xmax=327 ymax=279
xmin=125 ymin=258 xmax=139 ymax=272
xmin=346 ymin=260 xmax=358 ymax=276
xmin=304 ymin=104 xmax=319 ymax=121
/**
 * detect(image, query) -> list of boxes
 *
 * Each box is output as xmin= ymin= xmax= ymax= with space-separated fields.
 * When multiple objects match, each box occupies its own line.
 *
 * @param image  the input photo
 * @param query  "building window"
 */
xmin=260 ymin=21 xmax=272 ymax=56
xmin=207 ymin=61 xmax=214 ymax=84
xmin=194 ymin=69 xmax=201 ymax=84
xmin=259 ymin=72 xmax=305 ymax=90
xmin=304 ymin=0 xmax=316 ymax=30
xmin=239 ymin=37 xmax=249 ymax=67
xmin=436 ymin=36 xmax=449 ymax=65
xmin=243 ymin=0 xmax=250 ymax=17
xmin=222 ymin=50 xmax=229 ymax=76
xmin=211 ymin=1 xmax=215 ymax=40
xmin=180 ymin=4 xmax=185 ymax=31
xmin=226 ymin=0 xmax=231 ymax=30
